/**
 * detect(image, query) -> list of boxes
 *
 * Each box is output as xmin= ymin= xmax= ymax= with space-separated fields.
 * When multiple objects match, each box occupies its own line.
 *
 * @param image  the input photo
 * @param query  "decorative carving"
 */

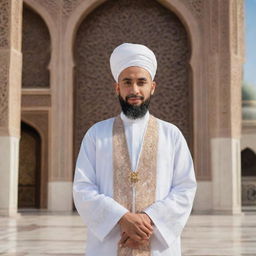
xmin=218 ymin=1 xmax=231 ymax=136
xmin=22 ymin=95 xmax=51 ymax=107
xmin=74 ymin=0 xmax=191 ymax=158
xmin=12 ymin=0 xmax=22 ymax=51
xmin=32 ymin=0 xmax=60 ymax=22
xmin=22 ymin=5 xmax=51 ymax=88
xmin=0 ymin=53 xmax=9 ymax=127
xmin=237 ymin=0 xmax=245 ymax=57
xmin=62 ymin=0 xmax=84 ymax=17
xmin=232 ymin=0 xmax=238 ymax=55
xmin=231 ymin=0 xmax=244 ymax=57
xmin=242 ymin=177 xmax=256 ymax=206
xmin=0 ymin=0 xmax=10 ymax=48
xmin=180 ymin=0 xmax=204 ymax=18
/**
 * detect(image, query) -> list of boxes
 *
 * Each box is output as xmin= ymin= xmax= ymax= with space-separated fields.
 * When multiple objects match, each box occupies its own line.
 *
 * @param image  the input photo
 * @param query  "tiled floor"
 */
xmin=0 ymin=212 xmax=256 ymax=256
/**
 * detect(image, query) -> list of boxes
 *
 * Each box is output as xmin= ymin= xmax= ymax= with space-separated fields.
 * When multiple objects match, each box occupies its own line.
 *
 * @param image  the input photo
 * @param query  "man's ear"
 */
xmin=114 ymin=82 xmax=120 ymax=95
xmin=151 ymin=81 xmax=157 ymax=95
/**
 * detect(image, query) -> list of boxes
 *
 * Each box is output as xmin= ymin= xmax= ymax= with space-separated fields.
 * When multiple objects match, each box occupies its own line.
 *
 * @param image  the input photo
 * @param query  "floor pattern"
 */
xmin=0 ymin=212 xmax=256 ymax=255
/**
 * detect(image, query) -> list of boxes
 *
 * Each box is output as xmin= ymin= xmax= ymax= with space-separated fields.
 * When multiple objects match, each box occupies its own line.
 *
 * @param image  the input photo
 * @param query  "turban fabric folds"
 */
xmin=110 ymin=43 xmax=157 ymax=82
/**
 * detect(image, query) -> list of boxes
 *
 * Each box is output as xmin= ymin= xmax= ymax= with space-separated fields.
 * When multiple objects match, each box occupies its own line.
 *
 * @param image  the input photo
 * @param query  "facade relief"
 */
xmin=74 ymin=0 xmax=191 ymax=159
xmin=22 ymin=5 xmax=51 ymax=88
xmin=0 ymin=55 xmax=9 ymax=128
xmin=0 ymin=0 xmax=10 ymax=48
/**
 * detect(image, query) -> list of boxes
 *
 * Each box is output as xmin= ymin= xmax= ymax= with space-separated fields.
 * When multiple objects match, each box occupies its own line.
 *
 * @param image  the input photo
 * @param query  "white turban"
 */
xmin=110 ymin=43 xmax=157 ymax=82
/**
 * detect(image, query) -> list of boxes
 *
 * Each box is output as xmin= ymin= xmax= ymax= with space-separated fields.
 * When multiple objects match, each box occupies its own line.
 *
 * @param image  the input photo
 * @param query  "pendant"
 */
xmin=129 ymin=171 xmax=139 ymax=184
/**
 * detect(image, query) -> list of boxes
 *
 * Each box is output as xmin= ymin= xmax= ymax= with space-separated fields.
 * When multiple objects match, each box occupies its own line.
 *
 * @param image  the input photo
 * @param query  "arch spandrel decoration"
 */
xmin=74 ymin=0 xmax=191 ymax=158
xmin=22 ymin=5 xmax=51 ymax=88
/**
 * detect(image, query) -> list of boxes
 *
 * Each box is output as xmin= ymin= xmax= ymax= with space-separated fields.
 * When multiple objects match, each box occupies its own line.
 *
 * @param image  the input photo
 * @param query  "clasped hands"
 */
xmin=118 ymin=212 xmax=153 ymax=249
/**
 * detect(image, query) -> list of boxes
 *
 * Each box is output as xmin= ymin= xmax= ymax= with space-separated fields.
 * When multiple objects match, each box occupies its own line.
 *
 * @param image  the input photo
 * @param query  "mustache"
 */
xmin=126 ymin=94 xmax=144 ymax=101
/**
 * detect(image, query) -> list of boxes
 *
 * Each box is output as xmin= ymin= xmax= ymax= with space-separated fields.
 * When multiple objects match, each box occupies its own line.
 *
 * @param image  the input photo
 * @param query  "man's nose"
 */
xmin=130 ymin=83 xmax=140 ymax=94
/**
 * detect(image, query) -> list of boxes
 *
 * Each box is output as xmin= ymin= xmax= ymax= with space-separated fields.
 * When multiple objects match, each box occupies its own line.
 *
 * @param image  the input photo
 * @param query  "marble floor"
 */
xmin=0 ymin=212 xmax=256 ymax=256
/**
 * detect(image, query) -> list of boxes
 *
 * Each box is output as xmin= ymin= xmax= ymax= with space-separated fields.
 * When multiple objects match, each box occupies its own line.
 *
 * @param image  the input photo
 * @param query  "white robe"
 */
xmin=73 ymin=111 xmax=197 ymax=256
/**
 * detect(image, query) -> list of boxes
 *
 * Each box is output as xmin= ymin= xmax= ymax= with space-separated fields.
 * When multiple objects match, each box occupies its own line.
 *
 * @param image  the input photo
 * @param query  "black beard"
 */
xmin=118 ymin=94 xmax=151 ymax=119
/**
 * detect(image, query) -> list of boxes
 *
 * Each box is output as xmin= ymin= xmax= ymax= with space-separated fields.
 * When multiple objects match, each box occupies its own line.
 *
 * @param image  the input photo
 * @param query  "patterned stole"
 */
xmin=113 ymin=115 xmax=158 ymax=256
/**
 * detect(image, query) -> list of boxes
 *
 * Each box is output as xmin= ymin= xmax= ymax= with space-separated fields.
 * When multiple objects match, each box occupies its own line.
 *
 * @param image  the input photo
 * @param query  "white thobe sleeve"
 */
xmin=73 ymin=129 xmax=129 ymax=242
xmin=144 ymin=129 xmax=197 ymax=248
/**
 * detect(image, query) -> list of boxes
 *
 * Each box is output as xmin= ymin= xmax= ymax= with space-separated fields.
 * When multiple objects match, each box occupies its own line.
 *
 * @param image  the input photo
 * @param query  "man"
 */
xmin=73 ymin=43 xmax=197 ymax=256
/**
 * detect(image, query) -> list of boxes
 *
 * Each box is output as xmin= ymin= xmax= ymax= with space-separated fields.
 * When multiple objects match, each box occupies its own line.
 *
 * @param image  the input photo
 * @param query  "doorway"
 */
xmin=18 ymin=122 xmax=41 ymax=208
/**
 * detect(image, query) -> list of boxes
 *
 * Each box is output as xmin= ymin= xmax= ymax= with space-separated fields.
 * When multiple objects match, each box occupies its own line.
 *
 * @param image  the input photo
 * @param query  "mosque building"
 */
xmin=1 ymin=0 xmax=256 ymax=216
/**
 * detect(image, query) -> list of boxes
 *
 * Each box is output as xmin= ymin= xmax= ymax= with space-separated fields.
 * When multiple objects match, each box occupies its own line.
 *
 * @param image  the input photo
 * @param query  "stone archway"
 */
xmin=18 ymin=122 xmax=41 ymax=208
xmin=73 ymin=0 xmax=192 ymax=159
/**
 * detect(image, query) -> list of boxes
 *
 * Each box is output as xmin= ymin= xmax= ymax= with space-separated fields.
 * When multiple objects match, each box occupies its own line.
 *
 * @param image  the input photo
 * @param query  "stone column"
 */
xmin=0 ymin=0 xmax=23 ymax=216
xmin=46 ymin=1 xmax=74 ymax=211
xmin=210 ymin=0 xmax=244 ymax=214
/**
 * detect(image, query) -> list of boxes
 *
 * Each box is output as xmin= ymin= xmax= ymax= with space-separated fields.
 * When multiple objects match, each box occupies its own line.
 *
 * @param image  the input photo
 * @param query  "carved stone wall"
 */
xmin=74 ymin=0 xmax=191 ymax=158
xmin=0 ymin=53 xmax=9 ymax=128
xmin=0 ymin=0 xmax=10 ymax=48
xmin=22 ymin=5 xmax=51 ymax=88
xmin=242 ymin=177 xmax=256 ymax=206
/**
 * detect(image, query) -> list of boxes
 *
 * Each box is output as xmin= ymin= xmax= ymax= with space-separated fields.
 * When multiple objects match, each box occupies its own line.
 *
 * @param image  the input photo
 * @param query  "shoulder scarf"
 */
xmin=113 ymin=115 xmax=158 ymax=256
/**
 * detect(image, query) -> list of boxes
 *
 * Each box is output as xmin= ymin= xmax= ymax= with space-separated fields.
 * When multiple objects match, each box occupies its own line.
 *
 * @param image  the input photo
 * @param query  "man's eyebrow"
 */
xmin=137 ymin=77 xmax=147 ymax=81
xmin=121 ymin=77 xmax=148 ymax=81
xmin=122 ymin=77 xmax=132 ymax=81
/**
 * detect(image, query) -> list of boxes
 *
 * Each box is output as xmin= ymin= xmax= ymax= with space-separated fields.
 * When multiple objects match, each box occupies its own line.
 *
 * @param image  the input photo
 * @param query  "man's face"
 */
xmin=114 ymin=66 xmax=156 ymax=119
xmin=115 ymin=66 xmax=156 ymax=104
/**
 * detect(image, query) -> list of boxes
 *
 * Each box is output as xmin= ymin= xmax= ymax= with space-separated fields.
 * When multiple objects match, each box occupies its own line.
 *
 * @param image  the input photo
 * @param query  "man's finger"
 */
xmin=137 ymin=224 xmax=153 ymax=238
xmin=143 ymin=220 xmax=153 ymax=231
xmin=123 ymin=238 xmax=141 ymax=249
xmin=129 ymin=232 xmax=144 ymax=242
xmin=119 ymin=232 xmax=129 ymax=245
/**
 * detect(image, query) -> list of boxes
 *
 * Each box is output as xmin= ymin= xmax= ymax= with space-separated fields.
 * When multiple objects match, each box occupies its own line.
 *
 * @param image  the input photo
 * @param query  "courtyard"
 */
xmin=0 ymin=213 xmax=256 ymax=256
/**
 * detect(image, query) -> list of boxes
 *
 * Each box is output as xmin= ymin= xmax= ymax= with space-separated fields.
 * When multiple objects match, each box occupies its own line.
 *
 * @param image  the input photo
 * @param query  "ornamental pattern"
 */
xmin=22 ymin=5 xmax=51 ymax=88
xmin=12 ymin=0 xmax=22 ymax=51
xmin=0 ymin=0 xmax=10 ymax=48
xmin=242 ymin=178 xmax=256 ymax=206
xmin=74 ymin=0 xmax=191 ymax=157
xmin=0 ymin=54 xmax=9 ymax=127
xmin=62 ymin=0 xmax=84 ymax=17
xmin=180 ymin=0 xmax=204 ymax=18
xmin=33 ymin=0 xmax=60 ymax=22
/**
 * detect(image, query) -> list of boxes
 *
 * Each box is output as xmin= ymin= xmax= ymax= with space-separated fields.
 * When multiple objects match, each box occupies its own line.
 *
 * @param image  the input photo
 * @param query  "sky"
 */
xmin=244 ymin=0 xmax=256 ymax=88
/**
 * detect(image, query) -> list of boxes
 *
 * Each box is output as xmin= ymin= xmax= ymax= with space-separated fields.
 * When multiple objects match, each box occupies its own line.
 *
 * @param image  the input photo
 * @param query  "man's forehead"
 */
xmin=118 ymin=66 xmax=152 ymax=81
